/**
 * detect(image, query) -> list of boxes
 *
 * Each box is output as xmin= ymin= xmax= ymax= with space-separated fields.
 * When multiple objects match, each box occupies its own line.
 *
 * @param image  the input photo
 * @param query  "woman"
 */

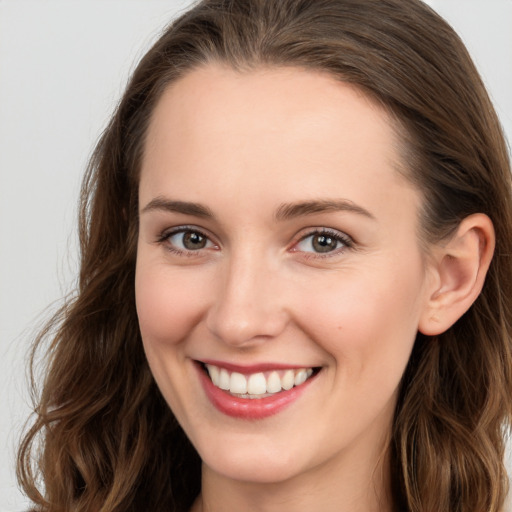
xmin=17 ymin=0 xmax=512 ymax=510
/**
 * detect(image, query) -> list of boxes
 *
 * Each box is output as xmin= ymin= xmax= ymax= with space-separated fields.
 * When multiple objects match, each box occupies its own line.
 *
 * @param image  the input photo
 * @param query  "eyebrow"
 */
xmin=274 ymin=199 xmax=375 ymax=221
xmin=141 ymin=196 xmax=375 ymax=222
xmin=141 ymin=197 xmax=214 ymax=218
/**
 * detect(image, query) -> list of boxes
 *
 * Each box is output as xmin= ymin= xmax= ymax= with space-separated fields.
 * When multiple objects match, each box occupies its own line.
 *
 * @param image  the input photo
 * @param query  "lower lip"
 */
xmin=197 ymin=364 xmax=316 ymax=420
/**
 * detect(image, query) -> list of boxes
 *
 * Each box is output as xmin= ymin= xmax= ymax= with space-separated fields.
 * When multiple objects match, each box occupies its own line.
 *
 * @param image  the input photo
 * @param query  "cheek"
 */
xmin=134 ymin=261 xmax=209 ymax=418
xmin=294 ymin=264 xmax=424 ymax=377
xmin=135 ymin=262 xmax=207 ymax=346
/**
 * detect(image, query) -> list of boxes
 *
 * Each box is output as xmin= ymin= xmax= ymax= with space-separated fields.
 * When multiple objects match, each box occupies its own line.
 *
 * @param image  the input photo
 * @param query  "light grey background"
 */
xmin=1 ymin=1 xmax=511 ymax=510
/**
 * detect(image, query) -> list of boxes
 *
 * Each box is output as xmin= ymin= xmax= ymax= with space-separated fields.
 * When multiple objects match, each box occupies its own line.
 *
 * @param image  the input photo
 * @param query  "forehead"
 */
xmin=139 ymin=64 xmax=418 ymax=224
xmin=143 ymin=64 xmax=400 ymax=168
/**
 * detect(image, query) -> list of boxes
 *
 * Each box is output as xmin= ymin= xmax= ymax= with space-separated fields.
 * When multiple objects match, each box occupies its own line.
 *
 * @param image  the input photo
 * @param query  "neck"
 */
xmin=191 ymin=438 xmax=394 ymax=512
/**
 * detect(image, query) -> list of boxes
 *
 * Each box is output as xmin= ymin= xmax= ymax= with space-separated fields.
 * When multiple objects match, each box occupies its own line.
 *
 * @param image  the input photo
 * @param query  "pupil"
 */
xmin=183 ymin=231 xmax=206 ymax=250
xmin=312 ymin=234 xmax=337 ymax=253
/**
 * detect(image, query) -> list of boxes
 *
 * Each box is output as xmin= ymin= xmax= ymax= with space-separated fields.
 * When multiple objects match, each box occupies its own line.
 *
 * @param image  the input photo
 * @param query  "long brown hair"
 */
xmin=18 ymin=1 xmax=512 ymax=510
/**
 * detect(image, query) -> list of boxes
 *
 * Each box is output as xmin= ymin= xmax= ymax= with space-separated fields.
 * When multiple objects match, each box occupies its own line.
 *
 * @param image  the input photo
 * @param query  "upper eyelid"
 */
xmin=290 ymin=228 xmax=355 ymax=258
xmin=295 ymin=227 xmax=354 ymax=244
xmin=156 ymin=225 xmax=354 ymax=252
xmin=158 ymin=227 xmax=218 ymax=257
xmin=160 ymin=225 xmax=214 ymax=240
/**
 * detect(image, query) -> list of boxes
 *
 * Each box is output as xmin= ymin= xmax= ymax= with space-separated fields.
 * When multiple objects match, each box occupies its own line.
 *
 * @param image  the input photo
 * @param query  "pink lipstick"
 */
xmin=196 ymin=361 xmax=318 ymax=419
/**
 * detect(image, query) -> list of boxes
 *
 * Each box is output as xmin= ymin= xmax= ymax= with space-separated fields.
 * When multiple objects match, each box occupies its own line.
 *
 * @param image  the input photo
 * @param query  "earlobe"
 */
xmin=418 ymin=214 xmax=495 ymax=336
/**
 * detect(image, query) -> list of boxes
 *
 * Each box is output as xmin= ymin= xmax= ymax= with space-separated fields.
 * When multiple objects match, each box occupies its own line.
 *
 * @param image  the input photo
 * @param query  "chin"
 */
xmin=199 ymin=440 xmax=311 ymax=485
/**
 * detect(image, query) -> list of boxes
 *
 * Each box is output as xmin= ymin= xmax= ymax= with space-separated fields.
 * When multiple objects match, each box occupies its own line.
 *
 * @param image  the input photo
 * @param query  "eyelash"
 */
xmin=156 ymin=226 xmax=354 ymax=258
xmin=293 ymin=228 xmax=354 ymax=259
xmin=157 ymin=225 xmax=216 ymax=257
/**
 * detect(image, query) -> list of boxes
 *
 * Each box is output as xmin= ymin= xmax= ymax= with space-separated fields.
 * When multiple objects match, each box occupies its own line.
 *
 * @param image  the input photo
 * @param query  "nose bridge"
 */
xmin=206 ymin=245 xmax=287 ymax=346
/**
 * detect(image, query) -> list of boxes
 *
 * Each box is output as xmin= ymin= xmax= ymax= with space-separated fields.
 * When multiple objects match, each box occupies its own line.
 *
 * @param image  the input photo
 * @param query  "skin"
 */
xmin=135 ymin=64 xmax=447 ymax=511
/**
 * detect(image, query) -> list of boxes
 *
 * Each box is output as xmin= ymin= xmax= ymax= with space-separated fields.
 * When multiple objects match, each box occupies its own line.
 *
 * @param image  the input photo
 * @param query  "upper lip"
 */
xmin=198 ymin=359 xmax=319 ymax=374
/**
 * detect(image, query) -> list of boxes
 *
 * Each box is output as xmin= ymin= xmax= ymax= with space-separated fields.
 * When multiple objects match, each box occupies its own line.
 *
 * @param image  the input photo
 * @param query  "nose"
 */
xmin=205 ymin=251 xmax=289 ymax=347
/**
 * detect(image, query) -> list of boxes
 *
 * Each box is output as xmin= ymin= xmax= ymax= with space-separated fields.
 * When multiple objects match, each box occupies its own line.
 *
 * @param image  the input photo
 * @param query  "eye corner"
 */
xmin=290 ymin=227 xmax=355 ymax=258
xmin=156 ymin=225 xmax=220 ymax=257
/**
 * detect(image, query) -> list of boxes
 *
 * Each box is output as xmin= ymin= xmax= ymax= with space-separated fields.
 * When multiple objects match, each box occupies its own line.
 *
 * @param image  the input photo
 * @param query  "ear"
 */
xmin=418 ymin=213 xmax=495 ymax=336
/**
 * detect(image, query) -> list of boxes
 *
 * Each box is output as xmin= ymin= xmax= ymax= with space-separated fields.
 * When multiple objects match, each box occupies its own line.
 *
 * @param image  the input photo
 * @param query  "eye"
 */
xmin=160 ymin=227 xmax=216 ymax=254
xmin=294 ymin=229 xmax=352 ymax=255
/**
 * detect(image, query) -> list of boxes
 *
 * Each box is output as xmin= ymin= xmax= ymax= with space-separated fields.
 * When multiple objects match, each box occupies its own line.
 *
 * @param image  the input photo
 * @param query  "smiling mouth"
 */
xmin=200 ymin=363 xmax=320 ymax=399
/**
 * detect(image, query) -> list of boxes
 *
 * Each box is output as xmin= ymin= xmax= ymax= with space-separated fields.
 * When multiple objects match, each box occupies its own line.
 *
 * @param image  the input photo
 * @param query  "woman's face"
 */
xmin=136 ymin=65 xmax=433 ymax=485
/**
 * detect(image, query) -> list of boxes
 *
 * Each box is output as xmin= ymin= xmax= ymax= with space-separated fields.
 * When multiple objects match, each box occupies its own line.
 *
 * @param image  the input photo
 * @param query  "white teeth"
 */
xmin=294 ymin=369 xmax=308 ymax=386
xmin=230 ymin=372 xmax=247 ymax=394
xmin=206 ymin=364 xmax=220 ymax=386
xmin=205 ymin=364 xmax=316 ymax=397
xmin=281 ymin=370 xmax=295 ymax=390
xmin=247 ymin=372 xmax=267 ymax=395
xmin=266 ymin=371 xmax=282 ymax=393
xmin=219 ymin=368 xmax=230 ymax=390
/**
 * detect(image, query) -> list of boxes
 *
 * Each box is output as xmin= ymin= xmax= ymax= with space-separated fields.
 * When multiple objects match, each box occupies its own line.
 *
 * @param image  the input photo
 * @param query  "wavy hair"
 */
xmin=18 ymin=0 xmax=512 ymax=510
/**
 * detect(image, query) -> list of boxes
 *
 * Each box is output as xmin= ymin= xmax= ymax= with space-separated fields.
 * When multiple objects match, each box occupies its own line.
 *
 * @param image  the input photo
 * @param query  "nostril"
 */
xmin=205 ymin=304 xmax=289 ymax=347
